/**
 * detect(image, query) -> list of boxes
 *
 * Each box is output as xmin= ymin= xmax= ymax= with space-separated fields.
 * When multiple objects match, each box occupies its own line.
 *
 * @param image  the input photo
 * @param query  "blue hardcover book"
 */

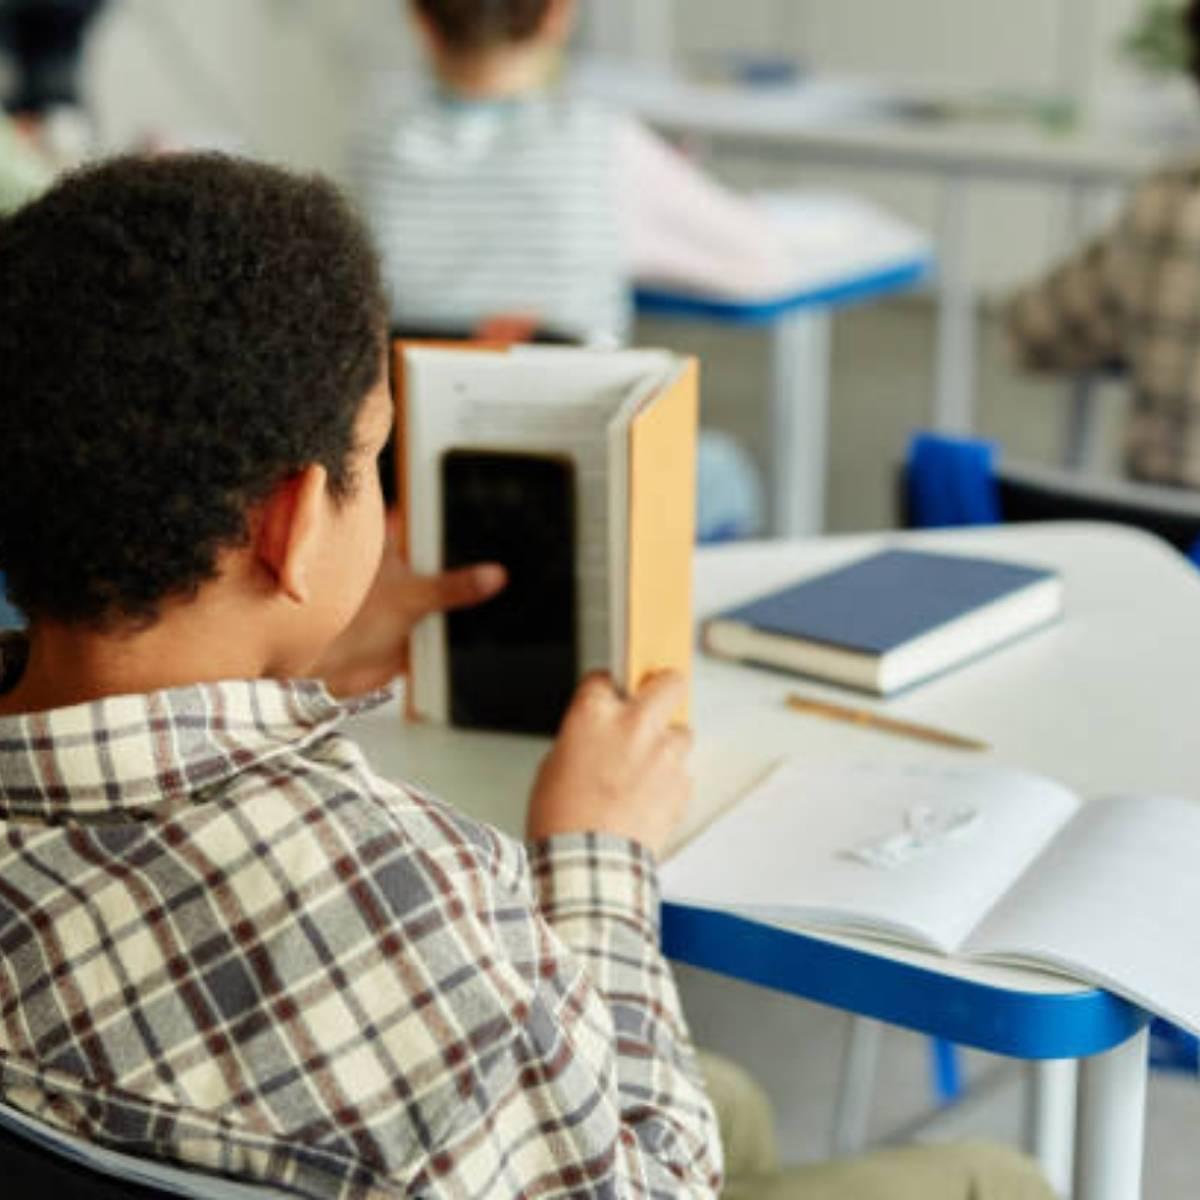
xmin=703 ymin=548 xmax=1063 ymax=695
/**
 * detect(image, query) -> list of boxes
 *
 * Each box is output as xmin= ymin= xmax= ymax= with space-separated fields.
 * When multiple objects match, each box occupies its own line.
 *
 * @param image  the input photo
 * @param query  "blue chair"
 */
xmin=902 ymin=431 xmax=1200 ymax=1092
xmin=903 ymin=431 xmax=1200 ymax=566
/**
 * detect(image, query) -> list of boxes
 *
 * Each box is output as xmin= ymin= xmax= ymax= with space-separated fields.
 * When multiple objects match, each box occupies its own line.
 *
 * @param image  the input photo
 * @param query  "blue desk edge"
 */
xmin=635 ymin=256 xmax=932 ymax=325
xmin=662 ymin=902 xmax=1148 ymax=1060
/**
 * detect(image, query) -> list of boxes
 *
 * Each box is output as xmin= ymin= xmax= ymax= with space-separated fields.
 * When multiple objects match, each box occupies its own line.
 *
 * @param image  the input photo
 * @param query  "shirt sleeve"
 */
xmin=363 ymin=792 xmax=723 ymax=1197
xmin=525 ymin=832 xmax=722 ymax=1195
xmin=1007 ymin=198 xmax=1138 ymax=375
xmin=616 ymin=115 xmax=791 ymax=296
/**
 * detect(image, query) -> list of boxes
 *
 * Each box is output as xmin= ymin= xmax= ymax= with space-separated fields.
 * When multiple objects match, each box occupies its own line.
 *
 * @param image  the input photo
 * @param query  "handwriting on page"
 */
xmin=843 ymin=803 xmax=982 ymax=870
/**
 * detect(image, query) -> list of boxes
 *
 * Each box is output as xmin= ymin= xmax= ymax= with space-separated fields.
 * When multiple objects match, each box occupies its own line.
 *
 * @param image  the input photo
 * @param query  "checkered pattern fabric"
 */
xmin=1009 ymin=161 xmax=1200 ymax=487
xmin=0 ymin=635 xmax=720 ymax=1197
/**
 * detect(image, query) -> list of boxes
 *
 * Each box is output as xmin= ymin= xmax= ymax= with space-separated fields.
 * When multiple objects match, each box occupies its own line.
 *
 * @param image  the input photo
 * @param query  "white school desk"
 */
xmin=582 ymin=61 xmax=1169 ymax=440
xmin=347 ymin=521 xmax=1200 ymax=1200
xmin=634 ymin=195 xmax=930 ymax=538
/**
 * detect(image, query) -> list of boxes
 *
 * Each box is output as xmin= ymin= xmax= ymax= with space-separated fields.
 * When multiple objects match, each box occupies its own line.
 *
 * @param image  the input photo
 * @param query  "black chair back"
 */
xmin=0 ymin=1118 xmax=178 ymax=1198
xmin=995 ymin=463 xmax=1200 ymax=556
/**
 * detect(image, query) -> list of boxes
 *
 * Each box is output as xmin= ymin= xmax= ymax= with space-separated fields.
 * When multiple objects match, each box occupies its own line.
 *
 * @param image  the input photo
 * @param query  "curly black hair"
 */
xmin=0 ymin=153 xmax=387 ymax=627
xmin=411 ymin=0 xmax=552 ymax=52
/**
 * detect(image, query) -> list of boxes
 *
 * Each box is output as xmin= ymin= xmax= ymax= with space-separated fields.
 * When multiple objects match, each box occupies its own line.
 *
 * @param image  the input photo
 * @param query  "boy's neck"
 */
xmin=433 ymin=45 xmax=556 ymax=101
xmin=0 ymin=606 xmax=283 ymax=716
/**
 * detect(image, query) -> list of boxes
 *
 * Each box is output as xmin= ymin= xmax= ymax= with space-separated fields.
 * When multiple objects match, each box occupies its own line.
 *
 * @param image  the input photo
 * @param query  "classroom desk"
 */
xmin=348 ymin=521 xmax=1200 ymax=1200
xmin=634 ymin=201 xmax=930 ymax=538
xmin=583 ymin=61 xmax=1173 ymax=439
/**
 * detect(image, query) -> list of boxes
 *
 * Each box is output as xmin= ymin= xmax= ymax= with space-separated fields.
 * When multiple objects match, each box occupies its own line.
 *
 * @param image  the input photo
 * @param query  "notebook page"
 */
xmin=964 ymin=794 xmax=1200 ymax=1035
xmin=660 ymin=760 xmax=1080 ymax=954
xmin=405 ymin=349 xmax=668 ymax=721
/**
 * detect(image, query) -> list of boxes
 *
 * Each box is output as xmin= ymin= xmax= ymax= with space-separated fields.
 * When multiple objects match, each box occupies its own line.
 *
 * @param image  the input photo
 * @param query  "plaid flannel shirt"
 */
xmin=1009 ymin=159 xmax=1200 ymax=487
xmin=0 ymin=635 xmax=720 ymax=1198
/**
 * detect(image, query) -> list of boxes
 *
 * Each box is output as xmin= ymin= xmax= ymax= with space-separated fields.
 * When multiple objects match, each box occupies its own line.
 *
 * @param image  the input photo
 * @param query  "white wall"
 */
xmin=84 ymin=0 xmax=417 ymax=178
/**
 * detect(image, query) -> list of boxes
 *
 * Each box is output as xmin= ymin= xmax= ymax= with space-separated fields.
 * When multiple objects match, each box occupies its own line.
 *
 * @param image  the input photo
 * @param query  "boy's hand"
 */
xmin=527 ymin=672 xmax=691 ymax=859
xmin=317 ymin=525 xmax=505 ymax=697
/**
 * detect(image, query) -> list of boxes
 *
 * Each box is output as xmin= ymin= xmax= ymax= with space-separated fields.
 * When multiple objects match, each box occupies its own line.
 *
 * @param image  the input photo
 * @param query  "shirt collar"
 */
xmin=0 ymin=634 xmax=391 ymax=820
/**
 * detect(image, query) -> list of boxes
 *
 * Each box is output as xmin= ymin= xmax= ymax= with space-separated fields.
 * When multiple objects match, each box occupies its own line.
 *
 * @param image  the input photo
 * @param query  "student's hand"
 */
xmin=316 ymin=520 xmax=505 ymax=698
xmin=527 ymin=672 xmax=691 ymax=859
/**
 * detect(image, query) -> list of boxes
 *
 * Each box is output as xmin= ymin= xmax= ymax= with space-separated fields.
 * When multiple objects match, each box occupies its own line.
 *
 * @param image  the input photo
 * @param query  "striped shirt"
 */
xmin=352 ymin=87 xmax=629 ymax=343
xmin=1009 ymin=160 xmax=1200 ymax=487
xmin=0 ymin=635 xmax=720 ymax=1197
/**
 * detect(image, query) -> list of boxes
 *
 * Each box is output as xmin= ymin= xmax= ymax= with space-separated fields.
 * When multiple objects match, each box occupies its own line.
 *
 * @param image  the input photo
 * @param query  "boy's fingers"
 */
xmin=413 ymin=564 xmax=507 ymax=616
xmin=630 ymin=671 xmax=687 ymax=729
xmin=573 ymin=671 xmax=621 ymax=712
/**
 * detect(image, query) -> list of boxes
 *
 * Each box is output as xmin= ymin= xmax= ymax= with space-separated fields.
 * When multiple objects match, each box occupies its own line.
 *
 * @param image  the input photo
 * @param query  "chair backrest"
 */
xmin=0 ymin=1101 xmax=292 ymax=1199
xmin=901 ymin=433 xmax=1200 ymax=561
xmin=995 ymin=461 xmax=1200 ymax=557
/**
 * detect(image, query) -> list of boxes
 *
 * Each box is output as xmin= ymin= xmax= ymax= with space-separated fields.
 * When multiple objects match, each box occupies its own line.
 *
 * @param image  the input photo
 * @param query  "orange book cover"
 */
xmin=625 ymin=359 xmax=698 ymax=721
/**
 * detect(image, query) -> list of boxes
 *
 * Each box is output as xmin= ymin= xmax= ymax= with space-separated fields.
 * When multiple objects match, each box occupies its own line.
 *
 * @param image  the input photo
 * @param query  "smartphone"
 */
xmin=441 ymin=449 xmax=577 ymax=734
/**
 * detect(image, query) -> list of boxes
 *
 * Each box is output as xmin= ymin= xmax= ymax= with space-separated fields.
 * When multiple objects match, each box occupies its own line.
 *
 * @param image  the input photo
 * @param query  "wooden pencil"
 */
xmin=785 ymin=693 xmax=988 ymax=752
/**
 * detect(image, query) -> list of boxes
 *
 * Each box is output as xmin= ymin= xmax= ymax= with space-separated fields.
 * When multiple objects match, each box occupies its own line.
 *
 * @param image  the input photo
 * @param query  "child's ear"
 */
xmin=255 ymin=465 xmax=329 ymax=604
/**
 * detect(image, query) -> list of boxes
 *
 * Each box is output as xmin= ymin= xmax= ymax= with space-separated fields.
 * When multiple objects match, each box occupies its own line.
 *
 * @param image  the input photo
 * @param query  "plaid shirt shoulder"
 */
xmin=0 ymin=663 xmax=719 ymax=1198
xmin=1008 ymin=158 xmax=1200 ymax=486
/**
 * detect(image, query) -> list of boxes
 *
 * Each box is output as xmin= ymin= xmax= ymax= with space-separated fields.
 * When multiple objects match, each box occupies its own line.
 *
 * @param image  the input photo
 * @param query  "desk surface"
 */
xmin=579 ymin=61 xmax=1170 ymax=186
xmin=347 ymin=522 xmax=1196 ymax=1054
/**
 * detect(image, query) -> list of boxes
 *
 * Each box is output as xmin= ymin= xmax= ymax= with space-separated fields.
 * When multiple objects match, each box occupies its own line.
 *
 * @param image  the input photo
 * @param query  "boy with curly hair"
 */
xmin=0 ymin=154 xmax=1048 ymax=1198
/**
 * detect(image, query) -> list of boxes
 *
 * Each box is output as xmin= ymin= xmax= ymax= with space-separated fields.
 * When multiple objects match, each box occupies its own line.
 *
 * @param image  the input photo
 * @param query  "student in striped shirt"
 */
xmin=353 ymin=0 xmax=798 ymax=345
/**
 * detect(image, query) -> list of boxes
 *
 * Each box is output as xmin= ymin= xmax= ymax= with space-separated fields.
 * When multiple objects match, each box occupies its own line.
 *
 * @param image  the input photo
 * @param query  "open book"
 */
xmin=634 ymin=190 xmax=930 ymax=306
xmin=661 ymin=760 xmax=1200 ymax=1035
xmin=395 ymin=343 xmax=697 ymax=729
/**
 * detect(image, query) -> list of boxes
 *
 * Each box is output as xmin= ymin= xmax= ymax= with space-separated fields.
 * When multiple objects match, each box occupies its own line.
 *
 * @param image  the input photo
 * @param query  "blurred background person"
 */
xmin=0 ymin=0 xmax=108 ymax=196
xmin=0 ymin=108 xmax=49 ymax=209
xmin=1008 ymin=0 xmax=1200 ymax=489
xmin=352 ymin=0 xmax=789 ymax=344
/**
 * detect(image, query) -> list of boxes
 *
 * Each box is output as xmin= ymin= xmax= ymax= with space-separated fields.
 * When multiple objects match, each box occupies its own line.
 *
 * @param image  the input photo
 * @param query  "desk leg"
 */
xmin=933 ymin=172 xmax=976 ymax=434
xmin=1024 ymin=1059 xmax=1076 ymax=1197
xmin=1073 ymin=1027 xmax=1148 ymax=1200
xmin=769 ymin=309 xmax=831 ymax=537
xmin=830 ymin=1016 xmax=881 ymax=1157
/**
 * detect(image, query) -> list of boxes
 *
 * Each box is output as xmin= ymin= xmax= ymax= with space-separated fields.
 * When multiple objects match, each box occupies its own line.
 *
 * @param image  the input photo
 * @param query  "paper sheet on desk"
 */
xmin=636 ymin=190 xmax=931 ymax=305
xmin=751 ymin=192 xmax=931 ymax=301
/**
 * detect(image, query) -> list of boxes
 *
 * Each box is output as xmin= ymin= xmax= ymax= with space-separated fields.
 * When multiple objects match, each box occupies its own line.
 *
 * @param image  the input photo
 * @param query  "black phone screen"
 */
xmin=441 ymin=450 xmax=577 ymax=735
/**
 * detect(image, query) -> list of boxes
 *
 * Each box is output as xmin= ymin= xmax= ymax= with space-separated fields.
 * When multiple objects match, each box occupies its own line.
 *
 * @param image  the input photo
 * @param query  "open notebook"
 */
xmin=395 ymin=344 xmax=697 ymax=727
xmin=661 ymin=759 xmax=1200 ymax=1035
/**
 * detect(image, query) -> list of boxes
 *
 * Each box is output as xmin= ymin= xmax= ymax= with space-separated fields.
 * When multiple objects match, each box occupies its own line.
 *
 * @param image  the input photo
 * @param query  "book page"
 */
xmin=752 ymin=192 xmax=931 ymax=300
xmin=965 ymin=794 xmax=1200 ymax=1035
xmin=404 ymin=348 xmax=672 ymax=721
xmin=660 ymin=760 xmax=1080 ymax=954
